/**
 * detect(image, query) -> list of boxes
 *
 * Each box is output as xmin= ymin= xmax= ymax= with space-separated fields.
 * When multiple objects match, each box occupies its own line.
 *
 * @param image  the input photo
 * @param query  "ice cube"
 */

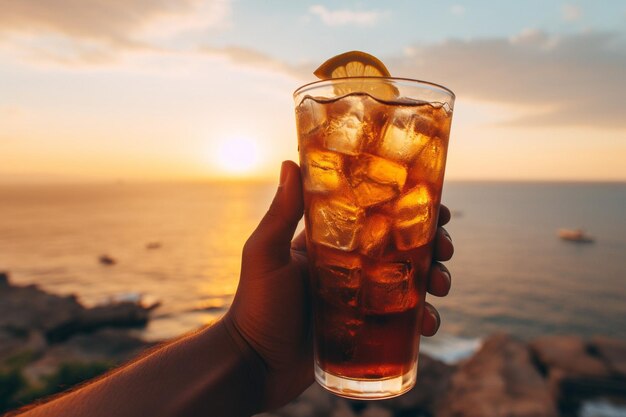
xmin=326 ymin=94 xmax=365 ymax=122
xmin=412 ymin=106 xmax=439 ymax=137
xmin=316 ymin=249 xmax=362 ymax=307
xmin=348 ymin=154 xmax=407 ymax=207
xmin=358 ymin=95 xmax=390 ymax=153
xmin=317 ymin=246 xmax=362 ymax=269
xmin=361 ymin=262 xmax=417 ymax=314
xmin=296 ymin=98 xmax=326 ymax=136
xmin=359 ymin=213 xmax=391 ymax=257
xmin=310 ymin=196 xmax=364 ymax=251
xmin=410 ymin=136 xmax=447 ymax=186
xmin=431 ymin=106 xmax=452 ymax=140
xmin=378 ymin=108 xmax=432 ymax=163
xmin=302 ymin=149 xmax=344 ymax=192
xmin=324 ymin=95 xmax=365 ymax=155
xmin=393 ymin=185 xmax=436 ymax=250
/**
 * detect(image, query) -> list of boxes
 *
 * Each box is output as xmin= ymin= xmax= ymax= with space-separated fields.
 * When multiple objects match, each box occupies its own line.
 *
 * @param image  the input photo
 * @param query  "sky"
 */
xmin=1 ymin=0 xmax=625 ymax=183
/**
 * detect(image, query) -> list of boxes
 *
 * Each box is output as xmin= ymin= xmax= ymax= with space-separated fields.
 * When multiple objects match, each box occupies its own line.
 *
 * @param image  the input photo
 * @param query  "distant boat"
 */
xmin=98 ymin=254 xmax=117 ymax=265
xmin=558 ymin=229 xmax=594 ymax=243
xmin=146 ymin=242 xmax=162 ymax=250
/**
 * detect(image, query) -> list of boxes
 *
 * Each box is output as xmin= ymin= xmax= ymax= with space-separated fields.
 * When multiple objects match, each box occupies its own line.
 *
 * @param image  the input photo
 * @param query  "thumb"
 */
xmin=242 ymin=161 xmax=304 ymax=272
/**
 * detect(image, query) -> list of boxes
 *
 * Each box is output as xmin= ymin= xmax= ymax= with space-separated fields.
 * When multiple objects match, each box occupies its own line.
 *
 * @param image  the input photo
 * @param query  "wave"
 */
xmin=420 ymin=333 xmax=482 ymax=364
xmin=580 ymin=400 xmax=626 ymax=417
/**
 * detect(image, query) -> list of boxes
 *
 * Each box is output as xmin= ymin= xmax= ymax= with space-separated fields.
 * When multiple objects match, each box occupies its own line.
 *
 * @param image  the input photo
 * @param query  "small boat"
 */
xmin=558 ymin=229 xmax=594 ymax=243
xmin=98 ymin=254 xmax=117 ymax=265
xmin=146 ymin=242 xmax=162 ymax=250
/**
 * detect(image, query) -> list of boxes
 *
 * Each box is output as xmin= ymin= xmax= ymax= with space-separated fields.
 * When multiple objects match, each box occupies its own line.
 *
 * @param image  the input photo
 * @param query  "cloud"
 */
xmin=0 ymin=0 xmax=232 ymax=60
xmin=308 ymin=5 xmax=387 ymax=26
xmin=450 ymin=5 xmax=466 ymax=16
xmin=196 ymin=46 xmax=307 ymax=79
xmin=392 ymin=30 xmax=626 ymax=128
xmin=1 ymin=33 xmax=129 ymax=66
xmin=562 ymin=4 xmax=583 ymax=22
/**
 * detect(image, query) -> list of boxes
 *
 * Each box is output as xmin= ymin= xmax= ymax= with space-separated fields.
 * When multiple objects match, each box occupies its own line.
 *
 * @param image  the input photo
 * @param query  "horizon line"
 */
xmin=0 ymin=178 xmax=625 ymax=186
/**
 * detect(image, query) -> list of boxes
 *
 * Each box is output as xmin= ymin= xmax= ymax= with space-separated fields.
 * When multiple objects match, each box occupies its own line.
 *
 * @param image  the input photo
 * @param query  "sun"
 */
xmin=212 ymin=135 xmax=262 ymax=176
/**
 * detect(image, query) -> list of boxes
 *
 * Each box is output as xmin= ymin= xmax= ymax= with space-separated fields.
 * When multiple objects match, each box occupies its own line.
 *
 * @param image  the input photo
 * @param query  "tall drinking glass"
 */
xmin=294 ymin=77 xmax=454 ymax=399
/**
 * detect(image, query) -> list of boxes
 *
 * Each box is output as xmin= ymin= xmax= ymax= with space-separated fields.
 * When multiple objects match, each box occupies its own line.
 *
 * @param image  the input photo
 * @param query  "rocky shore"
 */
xmin=1 ymin=271 xmax=625 ymax=416
xmin=261 ymin=334 xmax=626 ymax=417
xmin=0 ymin=272 xmax=155 ymax=412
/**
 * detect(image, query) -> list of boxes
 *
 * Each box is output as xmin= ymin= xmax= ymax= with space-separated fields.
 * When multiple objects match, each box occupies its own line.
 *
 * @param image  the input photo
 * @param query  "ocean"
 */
xmin=1 ymin=181 xmax=625 ymax=358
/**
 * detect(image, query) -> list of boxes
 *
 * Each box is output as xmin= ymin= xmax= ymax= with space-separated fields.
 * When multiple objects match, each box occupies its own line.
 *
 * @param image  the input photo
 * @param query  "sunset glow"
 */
xmin=0 ymin=1 xmax=624 ymax=183
xmin=212 ymin=136 xmax=263 ymax=176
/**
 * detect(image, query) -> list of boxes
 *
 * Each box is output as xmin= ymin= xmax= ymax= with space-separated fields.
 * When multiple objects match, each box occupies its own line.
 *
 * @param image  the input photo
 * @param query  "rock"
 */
xmin=530 ymin=335 xmax=609 ymax=378
xmin=0 ymin=272 xmax=9 ymax=286
xmin=22 ymin=328 xmax=152 ymax=385
xmin=530 ymin=336 xmax=626 ymax=416
xmin=98 ymin=254 xmax=116 ymax=265
xmin=331 ymin=400 xmax=357 ymax=417
xmin=437 ymin=333 xmax=558 ymax=417
xmin=273 ymin=384 xmax=336 ymax=417
xmin=79 ymin=302 xmax=151 ymax=331
xmin=545 ymin=368 xmax=626 ymax=417
xmin=0 ymin=274 xmax=161 ymax=412
xmin=53 ymin=328 xmax=150 ymax=361
xmin=531 ymin=336 xmax=626 ymax=416
xmin=380 ymin=354 xmax=456 ymax=415
xmin=0 ymin=330 xmax=47 ymax=367
xmin=277 ymin=401 xmax=316 ymax=417
xmin=360 ymin=404 xmax=393 ymax=417
xmin=298 ymin=383 xmax=334 ymax=416
xmin=590 ymin=336 xmax=626 ymax=377
xmin=0 ymin=276 xmax=84 ymax=342
xmin=0 ymin=276 xmax=155 ymax=344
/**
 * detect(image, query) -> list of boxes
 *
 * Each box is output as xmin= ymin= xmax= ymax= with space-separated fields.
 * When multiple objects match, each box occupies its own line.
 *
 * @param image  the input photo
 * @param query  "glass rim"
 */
xmin=293 ymin=76 xmax=455 ymax=101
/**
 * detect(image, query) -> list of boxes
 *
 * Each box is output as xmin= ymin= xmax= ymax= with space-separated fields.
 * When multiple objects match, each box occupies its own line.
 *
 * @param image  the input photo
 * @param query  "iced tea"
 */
xmin=294 ymin=78 xmax=454 ymax=399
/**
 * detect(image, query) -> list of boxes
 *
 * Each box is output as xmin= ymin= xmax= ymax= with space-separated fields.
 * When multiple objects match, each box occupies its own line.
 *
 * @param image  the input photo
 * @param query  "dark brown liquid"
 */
xmin=311 ymin=245 xmax=431 ymax=378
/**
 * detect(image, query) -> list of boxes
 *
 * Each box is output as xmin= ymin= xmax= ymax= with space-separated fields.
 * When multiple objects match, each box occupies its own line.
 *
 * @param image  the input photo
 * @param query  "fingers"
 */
xmin=434 ymin=226 xmax=453 ymax=261
xmin=426 ymin=207 xmax=452 ymax=337
xmin=427 ymin=262 xmax=451 ymax=297
xmin=421 ymin=302 xmax=441 ymax=337
xmin=438 ymin=204 xmax=451 ymax=226
xmin=242 ymin=161 xmax=303 ymax=271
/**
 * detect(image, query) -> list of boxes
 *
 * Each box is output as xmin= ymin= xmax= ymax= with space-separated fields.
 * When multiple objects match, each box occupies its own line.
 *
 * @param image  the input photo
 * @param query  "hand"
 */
xmin=224 ymin=161 xmax=454 ymax=411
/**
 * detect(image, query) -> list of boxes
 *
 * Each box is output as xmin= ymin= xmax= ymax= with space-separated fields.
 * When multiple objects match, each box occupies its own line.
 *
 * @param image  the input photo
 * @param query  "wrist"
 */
xmin=220 ymin=314 xmax=268 ymax=410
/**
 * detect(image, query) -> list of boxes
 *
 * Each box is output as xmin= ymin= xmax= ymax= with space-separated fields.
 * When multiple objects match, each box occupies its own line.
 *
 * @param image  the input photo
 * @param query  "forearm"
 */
xmin=15 ymin=319 xmax=267 ymax=417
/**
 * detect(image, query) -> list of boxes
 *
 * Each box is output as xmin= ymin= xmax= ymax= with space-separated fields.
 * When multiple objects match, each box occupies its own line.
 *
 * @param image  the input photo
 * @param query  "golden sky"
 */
xmin=1 ymin=0 xmax=625 ymax=183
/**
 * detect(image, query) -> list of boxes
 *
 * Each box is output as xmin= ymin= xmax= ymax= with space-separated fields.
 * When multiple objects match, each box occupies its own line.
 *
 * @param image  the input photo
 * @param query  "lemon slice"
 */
xmin=313 ymin=51 xmax=398 ymax=100
xmin=314 ymin=51 xmax=392 ymax=78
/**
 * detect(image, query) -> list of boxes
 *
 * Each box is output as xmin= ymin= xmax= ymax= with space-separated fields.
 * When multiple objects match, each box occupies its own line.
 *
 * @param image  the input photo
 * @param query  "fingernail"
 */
xmin=426 ymin=304 xmax=441 ymax=328
xmin=439 ymin=264 xmax=451 ymax=280
xmin=443 ymin=227 xmax=452 ymax=242
xmin=279 ymin=161 xmax=289 ymax=186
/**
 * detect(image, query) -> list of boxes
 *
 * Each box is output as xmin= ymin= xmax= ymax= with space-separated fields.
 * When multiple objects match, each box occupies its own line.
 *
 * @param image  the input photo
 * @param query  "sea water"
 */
xmin=1 ymin=181 xmax=624 ymax=348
